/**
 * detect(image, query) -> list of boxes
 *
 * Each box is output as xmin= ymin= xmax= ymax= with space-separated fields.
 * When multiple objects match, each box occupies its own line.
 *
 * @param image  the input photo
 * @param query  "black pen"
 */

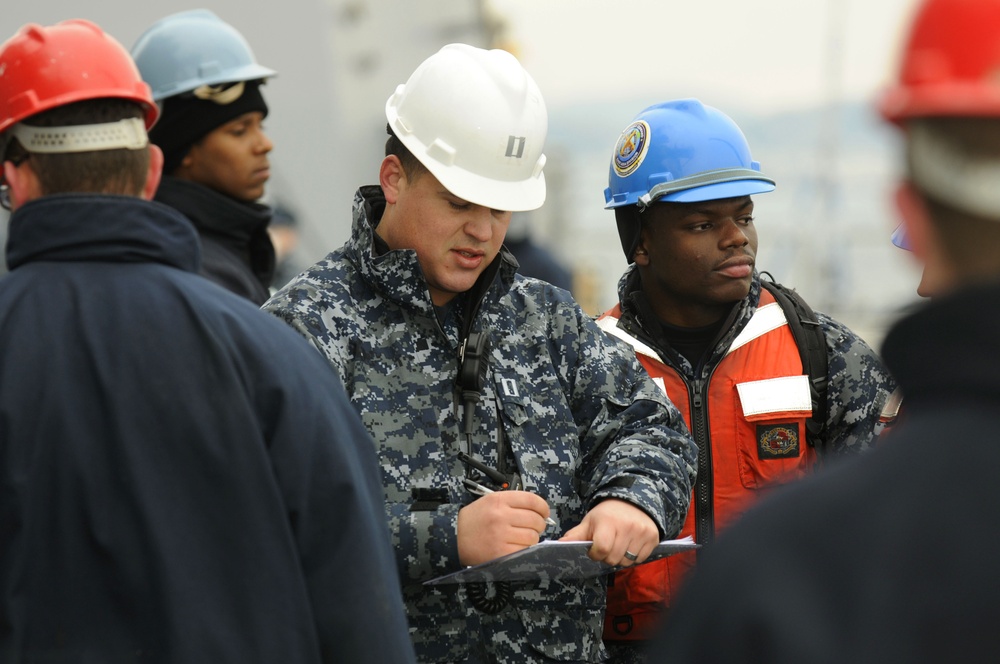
xmin=463 ymin=478 xmax=557 ymax=527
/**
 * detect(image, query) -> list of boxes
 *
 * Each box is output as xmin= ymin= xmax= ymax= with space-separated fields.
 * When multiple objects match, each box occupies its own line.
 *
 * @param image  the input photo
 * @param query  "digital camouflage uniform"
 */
xmin=263 ymin=186 xmax=698 ymax=664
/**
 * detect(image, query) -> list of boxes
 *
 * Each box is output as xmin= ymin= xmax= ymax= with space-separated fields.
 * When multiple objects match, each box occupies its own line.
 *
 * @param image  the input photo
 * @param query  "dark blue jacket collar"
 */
xmin=6 ymin=193 xmax=201 ymax=273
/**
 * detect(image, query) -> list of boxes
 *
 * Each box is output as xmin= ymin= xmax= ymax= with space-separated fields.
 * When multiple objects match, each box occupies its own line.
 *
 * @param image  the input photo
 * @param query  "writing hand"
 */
xmin=457 ymin=490 xmax=551 ymax=566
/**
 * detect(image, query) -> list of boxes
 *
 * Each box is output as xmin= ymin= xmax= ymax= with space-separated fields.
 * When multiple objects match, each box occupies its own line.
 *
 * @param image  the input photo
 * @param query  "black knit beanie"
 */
xmin=150 ymin=79 xmax=269 ymax=175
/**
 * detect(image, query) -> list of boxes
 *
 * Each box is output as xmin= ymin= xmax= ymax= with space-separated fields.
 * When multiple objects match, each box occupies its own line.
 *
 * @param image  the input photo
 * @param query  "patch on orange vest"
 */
xmin=756 ymin=423 xmax=800 ymax=459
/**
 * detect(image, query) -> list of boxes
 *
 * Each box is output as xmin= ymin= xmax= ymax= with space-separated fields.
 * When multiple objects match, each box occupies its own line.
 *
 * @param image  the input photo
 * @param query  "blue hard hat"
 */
xmin=131 ymin=9 xmax=276 ymax=102
xmin=604 ymin=99 xmax=775 ymax=209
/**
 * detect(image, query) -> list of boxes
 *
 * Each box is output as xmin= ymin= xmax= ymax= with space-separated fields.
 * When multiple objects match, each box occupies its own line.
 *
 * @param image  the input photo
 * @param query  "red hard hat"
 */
xmin=879 ymin=0 xmax=1000 ymax=123
xmin=0 ymin=19 xmax=158 ymax=136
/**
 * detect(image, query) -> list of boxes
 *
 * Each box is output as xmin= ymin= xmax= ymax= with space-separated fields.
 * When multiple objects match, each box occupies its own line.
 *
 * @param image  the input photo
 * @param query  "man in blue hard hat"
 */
xmin=132 ymin=10 xmax=277 ymax=305
xmin=597 ymin=98 xmax=898 ymax=663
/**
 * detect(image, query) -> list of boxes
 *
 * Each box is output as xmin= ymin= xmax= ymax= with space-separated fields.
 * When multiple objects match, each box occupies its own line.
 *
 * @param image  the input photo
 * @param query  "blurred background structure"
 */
xmin=2 ymin=0 xmax=922 ymax=345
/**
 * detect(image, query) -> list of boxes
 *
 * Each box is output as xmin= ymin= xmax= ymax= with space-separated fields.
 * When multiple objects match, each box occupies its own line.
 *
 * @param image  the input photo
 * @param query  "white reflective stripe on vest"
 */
xmin=726 ymin=301 xmax=788 ymax=356
xmin=736 ymin=375 xmax=812 ymax=417
xmin=595 ymin=316 xmax=660 ymax=363
xmin=598 ymin=296 xmax=789 ymax=367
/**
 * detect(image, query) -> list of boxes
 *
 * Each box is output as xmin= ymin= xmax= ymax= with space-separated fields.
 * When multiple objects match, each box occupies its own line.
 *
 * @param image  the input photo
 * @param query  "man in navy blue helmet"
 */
xmin=132 ymin=10 xmax=278 ymax=304
xmin=597 ymin=98 xmax=897 ymax=663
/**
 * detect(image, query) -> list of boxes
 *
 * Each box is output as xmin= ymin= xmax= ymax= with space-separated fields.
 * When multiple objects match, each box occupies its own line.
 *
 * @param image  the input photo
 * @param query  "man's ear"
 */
xmin=379 ymin=155 xmax=405 ymax=204
xmin=4 ymin=158 xmax=41 ymax=210
xmin=141 ymin=144 xmax=164 ymax=201
xmin=896 ymin=179 xmax=953 ymax=297
xmin=633 ymin=227 xmax=652 ymax=266
xmin=894 ymin=179 xmax=932 ymax=261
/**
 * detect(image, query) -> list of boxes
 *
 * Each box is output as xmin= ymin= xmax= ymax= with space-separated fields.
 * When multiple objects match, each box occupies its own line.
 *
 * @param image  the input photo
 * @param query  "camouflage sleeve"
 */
xmin=262 ymin=279 xmax=350 ymax=384
xmin=265 ymin=279 xmax=465 ymax=583
xmin=566 ymin=310 xmax=698 ymax=539
xmin=818 ymin=312 xmax=898 ymax=457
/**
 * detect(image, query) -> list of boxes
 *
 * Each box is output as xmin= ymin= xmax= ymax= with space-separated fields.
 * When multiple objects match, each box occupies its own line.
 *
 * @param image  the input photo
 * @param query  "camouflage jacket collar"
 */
xmin=615 ymin=263 xmax=762 ymax=377
xmin=347 ymin=186 xmax=519 ymax=325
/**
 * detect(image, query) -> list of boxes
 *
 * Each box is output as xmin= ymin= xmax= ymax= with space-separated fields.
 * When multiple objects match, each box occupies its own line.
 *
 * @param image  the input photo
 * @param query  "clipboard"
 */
xmin=424 ymin=536 xmax=697 ymax=586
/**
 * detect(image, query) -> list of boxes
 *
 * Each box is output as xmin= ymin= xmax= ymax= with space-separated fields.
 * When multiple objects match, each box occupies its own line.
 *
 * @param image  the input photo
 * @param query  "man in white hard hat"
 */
xmin=264 ymin=43 xmax=697 ymax=663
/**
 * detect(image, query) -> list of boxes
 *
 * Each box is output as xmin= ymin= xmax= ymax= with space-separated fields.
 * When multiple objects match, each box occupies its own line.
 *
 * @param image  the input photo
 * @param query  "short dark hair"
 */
xmin=384 ymin=124 xmax=426 ymax=181
xmin=4 ymin=98 xmax=150 ymax=197
xmin=908 ymin=116 xmax=1000 ymax=279
xmin=614 ymin=206 xmax=643 ymax=263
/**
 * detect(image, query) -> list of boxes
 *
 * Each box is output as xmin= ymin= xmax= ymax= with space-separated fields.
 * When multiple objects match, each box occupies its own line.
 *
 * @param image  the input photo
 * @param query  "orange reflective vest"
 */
xmin=598 ymin=288 xmax=819 ymax=641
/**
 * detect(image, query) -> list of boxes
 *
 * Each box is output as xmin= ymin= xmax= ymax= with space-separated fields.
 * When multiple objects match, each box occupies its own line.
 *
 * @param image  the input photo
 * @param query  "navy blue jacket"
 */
xmin=155 ymin=177 xmax=276 ymax=305
xmin=0 ymin=194 xmax=415 ymax=664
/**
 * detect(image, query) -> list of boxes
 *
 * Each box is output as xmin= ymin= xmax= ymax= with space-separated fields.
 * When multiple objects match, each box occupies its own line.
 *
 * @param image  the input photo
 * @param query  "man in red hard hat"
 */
xmin=644 ymin=1 xmax=1000 ymax=661
xmin=0 ymin=19 xmax=414 ymax=663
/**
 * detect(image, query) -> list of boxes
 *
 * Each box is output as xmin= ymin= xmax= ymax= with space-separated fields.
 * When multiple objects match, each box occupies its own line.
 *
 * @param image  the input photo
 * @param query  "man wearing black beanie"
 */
xmin=132 ymin=10 xmax=277 ymax=305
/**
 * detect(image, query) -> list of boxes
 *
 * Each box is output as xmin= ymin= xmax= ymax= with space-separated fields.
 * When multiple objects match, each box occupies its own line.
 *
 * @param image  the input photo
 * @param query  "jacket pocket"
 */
xmin=514 ymin=579 xmax=606 ymax=661
xmin=734 ymin=375 xmax=813 ymax=489
xmin=403 ymin=584 xmax=470 ymax=662
xmin=494 ymin=368 xmax=530 ymax=427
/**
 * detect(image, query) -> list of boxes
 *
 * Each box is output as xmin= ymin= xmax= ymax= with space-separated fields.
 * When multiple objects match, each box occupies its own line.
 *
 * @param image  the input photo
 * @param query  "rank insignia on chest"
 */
xmin=756 ymin=423 xmax=800 ymax=459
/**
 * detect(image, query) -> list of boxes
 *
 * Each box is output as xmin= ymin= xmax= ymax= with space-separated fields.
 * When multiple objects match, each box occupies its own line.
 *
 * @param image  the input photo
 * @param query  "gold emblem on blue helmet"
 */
xmin=613 ymin=120 xmax=650 ymax=178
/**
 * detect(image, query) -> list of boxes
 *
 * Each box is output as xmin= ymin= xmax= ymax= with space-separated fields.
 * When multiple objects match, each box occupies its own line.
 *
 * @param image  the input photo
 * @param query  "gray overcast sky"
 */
xmin=3 ymin=0 xmax=922 ymax=115
xmin=1 ymin=0 xmax=924 ymax=279
xmin=492 ymin=0 xmax=922 ymax=114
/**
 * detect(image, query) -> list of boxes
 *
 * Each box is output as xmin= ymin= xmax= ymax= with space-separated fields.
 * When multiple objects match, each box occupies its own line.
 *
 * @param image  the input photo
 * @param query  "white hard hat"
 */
xmin=385 ymin=43 xmax=548 ymax=212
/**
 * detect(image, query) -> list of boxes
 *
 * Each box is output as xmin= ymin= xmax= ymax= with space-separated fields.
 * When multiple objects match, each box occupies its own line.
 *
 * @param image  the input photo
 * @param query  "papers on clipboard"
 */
xmin=424 ymin=536 xmax=697 ymax=586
